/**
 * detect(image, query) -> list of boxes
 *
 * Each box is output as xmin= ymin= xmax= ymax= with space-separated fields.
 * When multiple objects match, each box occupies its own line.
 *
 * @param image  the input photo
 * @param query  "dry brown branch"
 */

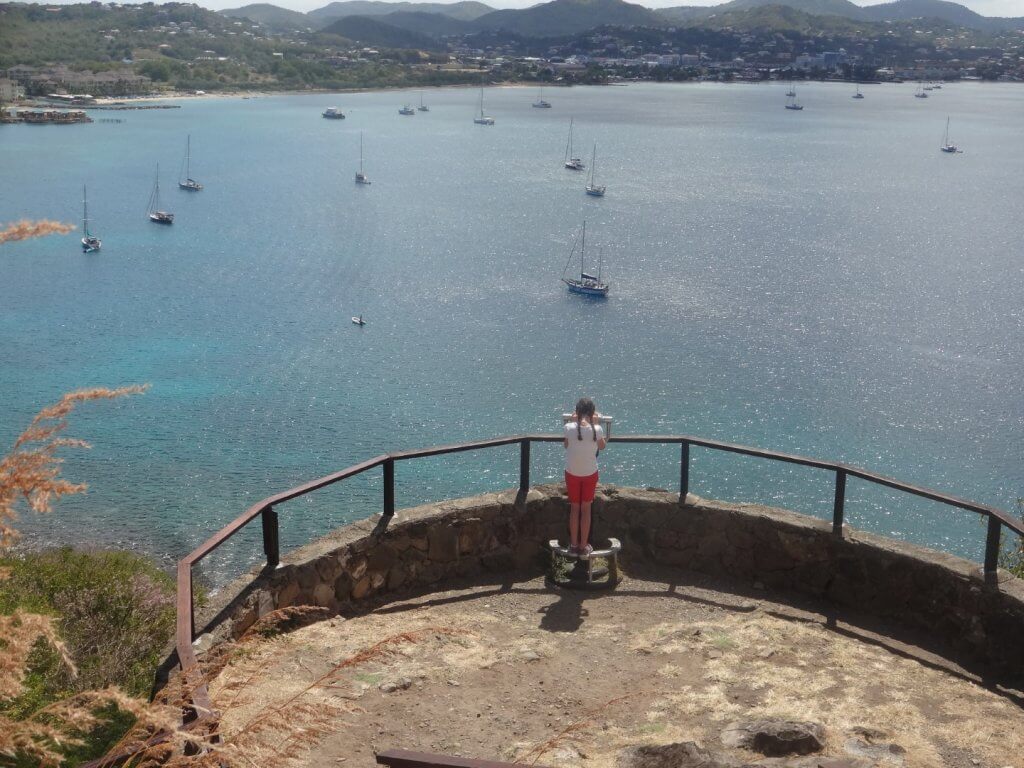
xmin=0 ymin=385 xmax=148 ymax=548
xmin=0 ymin=219 xmax=75 ymax=244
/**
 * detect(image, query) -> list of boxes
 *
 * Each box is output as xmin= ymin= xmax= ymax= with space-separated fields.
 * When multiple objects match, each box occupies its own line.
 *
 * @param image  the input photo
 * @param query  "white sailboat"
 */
xmin=785 ymin=81 xmax=796 ymax=98
xmin=533 ymin=87 xmax=552 ymax=108
xmin=585 ymin=143 xmax=605 ymax=197
xmin=940 ymin=117 xmax=961 ymax=153
xmin=564 ymin=118 xmax=584 ymax=170
xmin=81 ymin=185 xmax=101 ymax=253
xmin=915 ymin=82 xmax=928 ymax=98
xmin=785 ymin=89 xmax=803 ymax=110
xmin=147 ymin=164 xmax=173 ymax=224
xmin=473 ymin=84 xmax=494 ymax=125
xmin=417 ymin=91 xmax=429 ymax=112
xmin=356 ymin=131 xmax=371 ymax=184
xmin=561 ymin=221 xmax=608 ymax=297
xmin=178 ymin=135 xmax=203 ymax=191
xmin=853 ymin=84 xmax=864 ymax=99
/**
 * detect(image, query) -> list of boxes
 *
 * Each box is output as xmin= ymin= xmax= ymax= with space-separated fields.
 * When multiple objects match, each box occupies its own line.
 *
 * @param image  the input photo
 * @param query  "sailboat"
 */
xmin=352 ymin=314 xmax=366 ymax=326
xmin=853 ymin=84 xmax=865 ymax=99
xmin=417 ymin=91 xmax=429 ymax=112
xmin=940 ymin=117 xmax=960 ymax=153
xmin=561 ymin=221 xmax=608 ymax=297
xmin=532 ymin=87 xmax=551 ymax=108
xmin=785 ymin=81 xmax=796 ymax=98
xmin=564 ymin=118 xmax=584 ymax=170
xmin=355 ymin=131 xmax=371 ymax=184
xmin=178 ymin=135 xmax=203 ymax=191
xmin=399 ymin=104 xmax=415 ymax=115
xmin=914 ymin=82 xmax=928 ymax=99
xmin=585 ymin=143 xmax=605 ymax=197
xmin=473 ymin=84 xmax=494 ymax=125
xmin=147 ymin=164 xmax=174 ymax=225
xmin=785 ymin=90 xmax=804 ymax=110
xmin=81 ymin=185 xmax=101 ymax=253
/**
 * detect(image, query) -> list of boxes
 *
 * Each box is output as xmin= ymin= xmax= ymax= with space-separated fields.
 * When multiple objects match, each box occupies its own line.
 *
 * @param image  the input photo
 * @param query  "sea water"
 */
xmin=1 ymin=82 xmax=1021 ymax=585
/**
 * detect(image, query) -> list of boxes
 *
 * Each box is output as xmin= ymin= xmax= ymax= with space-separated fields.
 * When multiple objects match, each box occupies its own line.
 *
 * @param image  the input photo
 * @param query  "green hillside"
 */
xmin=221 ymin=3 xmax=313 ymax=31
xmin=309 ymin=1 xmax=493 ymax=24
xmin=319 ymin=14 xmax=440 ymax=48
xmin=474 ymin=0 xmax=663 ymax=37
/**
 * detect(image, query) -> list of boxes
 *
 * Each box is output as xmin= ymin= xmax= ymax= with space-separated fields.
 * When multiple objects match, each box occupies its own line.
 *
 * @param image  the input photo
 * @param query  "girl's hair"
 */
xmin=574 ymin=397 xmax=598 ymax=441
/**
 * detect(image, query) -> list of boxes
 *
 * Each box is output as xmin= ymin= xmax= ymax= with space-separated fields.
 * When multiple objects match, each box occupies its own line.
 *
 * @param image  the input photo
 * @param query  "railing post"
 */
xmin=984 ymin=516 xmax=1001 ymax=582
xmin=261 ymin=505 xmax=279 ymax=569
xmin=189 ymin=569 xmax=196 ymax=642
xmin=516 ymin=439 xmax=531 ymax=511
xmin=832 ymin=470 xmax=846 ymax=536
xmin=374 ymin=458 xmax=396 ymax=536
xmin=679 ymin=441 xmax=690 ymax=503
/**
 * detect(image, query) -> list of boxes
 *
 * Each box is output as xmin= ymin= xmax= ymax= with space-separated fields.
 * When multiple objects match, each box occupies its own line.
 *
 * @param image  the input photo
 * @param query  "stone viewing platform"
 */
xmin=179 ymin=484 xmax=1024 ymax=768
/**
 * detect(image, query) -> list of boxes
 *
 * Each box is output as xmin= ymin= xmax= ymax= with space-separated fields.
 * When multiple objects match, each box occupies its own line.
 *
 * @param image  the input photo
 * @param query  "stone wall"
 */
xmin=194 ymin=485 xmax=1024 ymax=684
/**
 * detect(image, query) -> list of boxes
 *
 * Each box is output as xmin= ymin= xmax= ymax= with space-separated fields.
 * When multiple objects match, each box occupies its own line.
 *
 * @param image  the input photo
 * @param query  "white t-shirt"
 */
xmin=564 ymin=421 xmax=605 ymax=477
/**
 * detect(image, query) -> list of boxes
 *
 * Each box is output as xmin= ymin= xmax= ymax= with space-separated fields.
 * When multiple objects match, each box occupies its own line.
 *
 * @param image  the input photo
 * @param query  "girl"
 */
xmin=563 ymin=397 xmax=608 ymax=556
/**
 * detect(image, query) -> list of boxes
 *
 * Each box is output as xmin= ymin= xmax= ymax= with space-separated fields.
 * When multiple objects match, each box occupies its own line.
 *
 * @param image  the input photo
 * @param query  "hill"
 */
xmin=680 ymin=3 xmax=875 ymax=33
xmin=713 ymin=0 xmax=864 ymax=18
xmin=375 ymin=10 xmax=475 ymax=37
xmin=309 ymin=1 xmax=493 ymax=24
xmin=319 ymin=14 xmax=441 ymax=48
xmin=657 ymin=0 xmax=1024 ymax=30
xmin=220 ymin=3 xmax=313 ymax=31
xmin=859 ymin=0 xmax=1024 ymax=30
xmin=474 ymin=0 xmax=664 ymax=37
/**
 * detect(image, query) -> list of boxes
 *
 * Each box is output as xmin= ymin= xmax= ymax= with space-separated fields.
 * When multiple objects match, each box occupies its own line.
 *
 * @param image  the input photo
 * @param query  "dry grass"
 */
xmin=0 ymin=219 xmax=75 ymax=245
xmin=1 ymin=385 xmax=147 ymax=548
xmin=1 ymin=386 xmax=150 ymax=766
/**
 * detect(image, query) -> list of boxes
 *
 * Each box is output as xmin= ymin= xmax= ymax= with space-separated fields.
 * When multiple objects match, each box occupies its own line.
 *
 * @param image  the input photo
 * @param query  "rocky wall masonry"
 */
xmin=197 ymin=484 xmax=1024 ymax=684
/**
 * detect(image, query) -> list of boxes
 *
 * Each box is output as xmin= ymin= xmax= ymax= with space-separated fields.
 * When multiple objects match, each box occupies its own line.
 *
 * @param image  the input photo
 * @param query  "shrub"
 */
xmin=0 ymin=547 xmax=176 ymax=703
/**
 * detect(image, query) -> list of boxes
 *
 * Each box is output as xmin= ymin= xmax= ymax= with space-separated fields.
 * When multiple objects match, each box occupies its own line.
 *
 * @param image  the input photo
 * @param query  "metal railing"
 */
xmin=175 ymin=433 xmax=1024 ymax=719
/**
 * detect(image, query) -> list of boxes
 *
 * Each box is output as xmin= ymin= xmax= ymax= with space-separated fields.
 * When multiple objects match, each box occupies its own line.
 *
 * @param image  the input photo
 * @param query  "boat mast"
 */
xmin=153 ymin=164 xmax=160 ymax=211
xmin=589 ymin=143 xmax=597 ymax=186
xmin=944 ymin=116 xmax=950 ymax=146
xmin=185 ymin=135 xmax=190 ymax=180
xmin=580 ymin=220 xmax=586 ymax=278
xmin=566 ymin=118 xmax=573 ymax=162
xmin=360 ymin=131 xmax=364 ymax=174
xmin=82 ymin=185 xmax=88 ymax=237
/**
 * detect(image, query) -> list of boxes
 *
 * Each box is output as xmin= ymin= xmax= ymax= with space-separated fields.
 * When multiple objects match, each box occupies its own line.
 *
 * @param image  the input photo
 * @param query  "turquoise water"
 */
xmin=2 ymin=82 xmax=1022 ymax=585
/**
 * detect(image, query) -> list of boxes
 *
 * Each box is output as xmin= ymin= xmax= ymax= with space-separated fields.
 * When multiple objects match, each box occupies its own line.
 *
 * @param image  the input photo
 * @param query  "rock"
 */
xmin=379 ymin=677 xmax=413 ymax=693
xmin=757 ymin=649 xmax=776 ymax=659
xmin=844 ymin=738 xmax=906 ymax=764
xmin=618 ymin=742 xmax=740 ymax=768
xmin=721 ymin=721 xmax=825 ymax=757
xmin=521 ymin=649 xmax=542 ymax=662
xmin=191 ymin=633 xmax=216 ymax=655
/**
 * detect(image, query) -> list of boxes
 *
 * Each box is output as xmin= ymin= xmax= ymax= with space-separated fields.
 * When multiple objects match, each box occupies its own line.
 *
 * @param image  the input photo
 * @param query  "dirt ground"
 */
xmin=206 ymin=568 xmax=1024 ymax=768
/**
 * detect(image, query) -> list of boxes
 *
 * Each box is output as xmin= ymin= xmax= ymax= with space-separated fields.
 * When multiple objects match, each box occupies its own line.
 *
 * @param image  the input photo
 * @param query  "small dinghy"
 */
xmin=352 ymin=315 xmax=366 ymax=326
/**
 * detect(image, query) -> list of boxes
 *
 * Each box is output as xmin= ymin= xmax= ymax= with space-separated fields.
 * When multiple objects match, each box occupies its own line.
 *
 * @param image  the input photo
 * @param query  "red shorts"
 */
xmin=565 ymin=471 xmax=599 ymax=504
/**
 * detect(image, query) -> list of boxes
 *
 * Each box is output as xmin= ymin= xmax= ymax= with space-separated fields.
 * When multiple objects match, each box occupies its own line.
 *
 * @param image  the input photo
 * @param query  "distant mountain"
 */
xmin=679 ymin=3 xmax=874 ymax=32
xmin=474 ymin=0 xmax=663 ymax=37
xmin=220 ymin=3 xmax=313 ymax=31
xmin=318 ymin=14 xmax=441 ymax=47
xmin=859 ymin=0 xmax=1023 ymax=30
xmin=714 ymin=0 xmax=864 ymax=18
xmin=375 ymin=10 xmax=475 ymax=37
xmin=658 ymin=0 xmax=1024 ymax=31
xmin=309 ymin=1 xmax=493 ymax=24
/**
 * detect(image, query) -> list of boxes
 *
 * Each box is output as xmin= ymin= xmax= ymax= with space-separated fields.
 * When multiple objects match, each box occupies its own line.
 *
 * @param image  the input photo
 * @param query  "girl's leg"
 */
xmin=569 ymin=502 xmax=581 ymax=551
xmin=580 ymin=501 xmax=592 ymax=552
